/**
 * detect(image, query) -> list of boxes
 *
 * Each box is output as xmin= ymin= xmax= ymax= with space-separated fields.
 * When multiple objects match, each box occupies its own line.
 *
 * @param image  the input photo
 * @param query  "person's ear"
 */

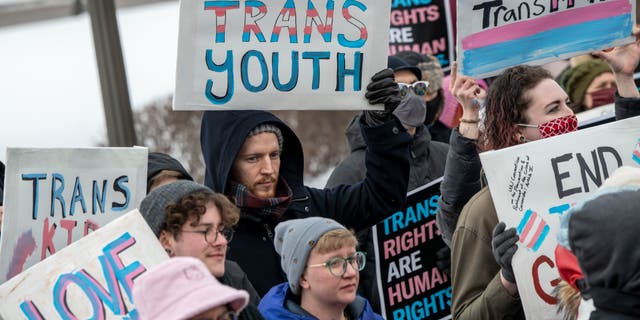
xmin=159 ymin=230 xmax=176 ymax=256
xmin=299 ymin=273 xmax=310 ymax=290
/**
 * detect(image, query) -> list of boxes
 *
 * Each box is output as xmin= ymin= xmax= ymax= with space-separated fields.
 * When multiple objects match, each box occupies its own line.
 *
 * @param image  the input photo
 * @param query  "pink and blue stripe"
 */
xmin=461 ymin=0 xmax=633 ymax=76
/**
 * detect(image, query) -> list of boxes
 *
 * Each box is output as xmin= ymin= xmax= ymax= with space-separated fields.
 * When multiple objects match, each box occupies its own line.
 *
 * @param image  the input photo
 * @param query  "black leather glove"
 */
xmin=491 ymin=222 xmax=519 ymax=283
xmin=435 ymin=246 xmax=451 ymax=278
xmin=362 ymin=68 xmax=401 ymax=125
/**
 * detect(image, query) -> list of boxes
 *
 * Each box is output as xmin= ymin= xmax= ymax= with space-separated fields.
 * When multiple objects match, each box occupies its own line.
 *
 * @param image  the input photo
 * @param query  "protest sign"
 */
xmin=480 ymin=115 xmax=640 ymax=319
xmin=457 ymin=0 xmax=636 ymax=78
xmin=0 ymin=210 xmax=168 ymax=319
xmin=388 ymin=0 xmax=455 ymax=70
xmin=174 ymin=0 xmax=390 ymax=111
xmin=0 ymin=148 xmax=147 ymax=284
xmin=373 ymin=178 xmax=451 ymax=320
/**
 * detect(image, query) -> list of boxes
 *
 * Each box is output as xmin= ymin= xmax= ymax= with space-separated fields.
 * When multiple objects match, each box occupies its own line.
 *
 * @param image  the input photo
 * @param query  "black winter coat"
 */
xmin=219 ymin=261 xmax=264 ymax=320
xmin=326 ymin=115 xmax=448 ymax=313
xmin=200 ymin=111 xmax=411 ymax=296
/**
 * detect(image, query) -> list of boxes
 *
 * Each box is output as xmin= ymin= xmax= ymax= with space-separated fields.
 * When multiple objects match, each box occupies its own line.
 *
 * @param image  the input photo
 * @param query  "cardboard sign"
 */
xmin=388 ymin=0 xmax=455 ymax=70
xmin=0 ymin=210 xmax=168 ymax=319
xmin=373 ymin=178 xmax=451 ymax=320
xmin=0 ymin=148 xmax=147 ymax=284
xmin=174 ymin=0 xmax=390 ymax=110
xmin=479 ymin=116 xmax=640 ymax=319
xmin=457 ymin=0 xmax=636 ymax=77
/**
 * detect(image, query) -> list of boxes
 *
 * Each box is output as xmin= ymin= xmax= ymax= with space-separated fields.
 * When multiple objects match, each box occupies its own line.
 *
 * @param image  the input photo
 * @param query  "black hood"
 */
xmin=200 ymin=110 xmax=304 ymax=195
xmin=569 ymin=188 xmax=640 ymax=315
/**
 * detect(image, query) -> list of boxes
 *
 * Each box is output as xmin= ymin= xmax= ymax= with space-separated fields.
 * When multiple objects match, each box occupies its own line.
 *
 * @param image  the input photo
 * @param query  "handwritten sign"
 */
xmin=0 ymin=148 xmax=147 ymax=284
xmin=480 ymin=115 xmax=640 ymax=319
xmin=457 ymin=0 xmax=636 ymax=77
xmin=174 ymin=0 xmax=390 ymax=110
xmin=373 ymin=179 xmax=451 ymax=320
xmin=0 ymin=210 xmax=168 ymax=319
xmin=388 ymin=0 xmax=455 ymax=70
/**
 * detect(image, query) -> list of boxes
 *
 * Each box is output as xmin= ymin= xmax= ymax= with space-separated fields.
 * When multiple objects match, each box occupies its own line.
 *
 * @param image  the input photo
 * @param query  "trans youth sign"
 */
xmin=174 ymin=0 xmax=390 ymax=110
xmin=0 ymin=210 xmax=168 ymax=319
xmin=480 ymin=116 xmax=640 ymax=319
xmin=457 ymin=0 xmax=636 ymax=77
xmin=0 ymin=148 xmax=147 ymax=284
xmin=373 ymin=179 xmax=451 ymax=320
xmin=389 ymin=0 xmax=455 ymax=70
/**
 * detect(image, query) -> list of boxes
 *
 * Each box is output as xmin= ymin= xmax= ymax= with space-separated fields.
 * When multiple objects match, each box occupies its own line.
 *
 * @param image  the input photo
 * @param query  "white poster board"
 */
xmin=0 ymin=210 xmax=168 ymax=319
xmin=174 ymin=0 xmax=390 ymax=110
xmin=479 ymin=116 xmax=640 ymax=319
xmin=456 ymin=0 xmax=636 ymax=78
xmin=0 ymin=148 xmax=148 ymax=284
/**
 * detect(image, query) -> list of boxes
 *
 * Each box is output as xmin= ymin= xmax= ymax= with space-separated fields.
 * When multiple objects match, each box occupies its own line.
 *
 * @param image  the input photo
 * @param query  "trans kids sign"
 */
xmin=0 ymin=148 xmax=147 ymax=284
xmin=174 ymin=0 xmax=390 ymax=110
xmin=457 ymin=0 xmax=636 ymax=77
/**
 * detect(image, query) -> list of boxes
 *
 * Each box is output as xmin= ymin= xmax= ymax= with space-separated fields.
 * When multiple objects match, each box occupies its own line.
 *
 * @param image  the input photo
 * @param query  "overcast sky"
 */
xmin=0 ymin=2 xmax=178 ymax=163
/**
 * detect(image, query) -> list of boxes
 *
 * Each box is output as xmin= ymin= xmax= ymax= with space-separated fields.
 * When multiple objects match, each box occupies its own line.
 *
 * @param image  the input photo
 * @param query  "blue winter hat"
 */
xmin=274 ymin=217 xmax=346 ymax=295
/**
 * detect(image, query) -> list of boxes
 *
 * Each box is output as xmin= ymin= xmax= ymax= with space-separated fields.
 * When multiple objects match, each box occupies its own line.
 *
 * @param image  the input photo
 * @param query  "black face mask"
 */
xmin=424 ymin=93 xmax=442 ymax=126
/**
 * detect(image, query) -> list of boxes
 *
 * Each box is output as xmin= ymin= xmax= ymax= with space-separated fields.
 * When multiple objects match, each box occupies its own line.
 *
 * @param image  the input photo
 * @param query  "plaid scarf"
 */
xmin=228 ymin=179 xmax=292 ymax=220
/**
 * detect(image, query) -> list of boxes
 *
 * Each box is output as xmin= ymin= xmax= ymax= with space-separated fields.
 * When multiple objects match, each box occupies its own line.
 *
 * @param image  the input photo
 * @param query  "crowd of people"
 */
xmin=1 ymin=22 xmax=639 ymax=320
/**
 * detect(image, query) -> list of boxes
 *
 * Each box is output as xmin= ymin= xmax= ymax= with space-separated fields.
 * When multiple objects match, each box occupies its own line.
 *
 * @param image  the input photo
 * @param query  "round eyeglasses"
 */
xmin=307 ymin=251 xmax=366 ymax=277
xmin=398 ymin=81 xmax=430 ymax=99
xmin=181 ymin=225 xmax=234 ymax=244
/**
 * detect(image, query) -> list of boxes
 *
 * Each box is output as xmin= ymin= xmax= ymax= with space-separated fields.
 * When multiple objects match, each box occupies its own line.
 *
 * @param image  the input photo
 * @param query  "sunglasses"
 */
xmin=398 ymin=81 xmax=430 ymax=98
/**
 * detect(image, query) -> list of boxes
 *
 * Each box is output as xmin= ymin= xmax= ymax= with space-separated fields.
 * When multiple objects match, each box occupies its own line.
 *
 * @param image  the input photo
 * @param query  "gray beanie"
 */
xmin=139 ymin=180 xmax=213 ymax=237
xmin=248 ymin=124 xmax=284 ymax=151
xmin=274 ymin=217 xmax=346 ymax=295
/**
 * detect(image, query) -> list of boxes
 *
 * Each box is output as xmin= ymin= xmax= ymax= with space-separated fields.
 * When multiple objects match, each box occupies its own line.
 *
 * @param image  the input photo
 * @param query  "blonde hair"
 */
xmin=313 ymin=229 xmax=358 ymax=254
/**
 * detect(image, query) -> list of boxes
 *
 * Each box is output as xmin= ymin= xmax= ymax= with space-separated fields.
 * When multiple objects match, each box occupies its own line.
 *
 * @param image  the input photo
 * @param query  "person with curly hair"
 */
xmin=140 ymin=180 xmax=264 ymax=320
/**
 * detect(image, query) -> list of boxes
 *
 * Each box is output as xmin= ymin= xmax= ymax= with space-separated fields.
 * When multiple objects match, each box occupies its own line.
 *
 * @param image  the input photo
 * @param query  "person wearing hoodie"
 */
xmin=325 ymin=56 xmax=448 ymax=312
xmin=140 ymin=180 xmax=264 ymax=320
xmin=258 ymin=217 xmax=383 ymax=320
xmin=199 ymin=69 xmax=411 ymax=296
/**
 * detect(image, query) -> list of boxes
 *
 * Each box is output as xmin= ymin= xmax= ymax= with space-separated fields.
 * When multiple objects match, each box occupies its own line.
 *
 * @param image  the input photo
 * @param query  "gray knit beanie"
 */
xmin=247 ymin=124 xmax=284 ymax=151
xmin=274 ymin=217 xmax=346 ymax=295
xmin=139 ymin=180 xmax=213 ymax=237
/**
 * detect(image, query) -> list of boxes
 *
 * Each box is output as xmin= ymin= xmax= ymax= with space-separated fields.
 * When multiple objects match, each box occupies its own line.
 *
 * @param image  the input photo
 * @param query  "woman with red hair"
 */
xmin=447 ymin=29 xmax=640 ymax=319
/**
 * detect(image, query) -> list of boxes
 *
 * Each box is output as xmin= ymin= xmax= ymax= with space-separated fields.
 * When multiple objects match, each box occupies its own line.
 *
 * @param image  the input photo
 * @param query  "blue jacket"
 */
xmin=259 ymin=282 xmax=384 ymax=320
xmin=200 ymin=111 xmax=411 ymax=295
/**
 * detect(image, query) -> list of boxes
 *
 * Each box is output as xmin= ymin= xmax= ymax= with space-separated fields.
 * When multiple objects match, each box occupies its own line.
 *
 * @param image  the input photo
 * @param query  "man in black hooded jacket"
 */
xmin=199 ymin=69 xmax=412 ymax=296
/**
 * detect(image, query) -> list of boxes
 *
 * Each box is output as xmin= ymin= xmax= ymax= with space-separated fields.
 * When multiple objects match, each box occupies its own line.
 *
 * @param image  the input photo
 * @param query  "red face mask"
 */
xmin=588 ymin=87 xmax=616 ymax=108
xmin=519 ymin=114 xmax=578 ymax=139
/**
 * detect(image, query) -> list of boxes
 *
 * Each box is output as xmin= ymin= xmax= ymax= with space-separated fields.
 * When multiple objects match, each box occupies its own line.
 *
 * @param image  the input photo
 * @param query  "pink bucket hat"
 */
xmin=133 ymin=257 xmax=249 ymax=320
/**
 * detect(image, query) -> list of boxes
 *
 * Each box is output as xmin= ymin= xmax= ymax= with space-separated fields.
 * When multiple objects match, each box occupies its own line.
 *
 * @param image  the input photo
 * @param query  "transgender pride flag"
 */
xmin=458 ymin=0 xmax=635 ymax=77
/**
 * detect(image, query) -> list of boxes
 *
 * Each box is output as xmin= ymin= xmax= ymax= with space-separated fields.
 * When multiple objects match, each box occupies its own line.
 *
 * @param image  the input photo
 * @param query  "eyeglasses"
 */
xmin=181 ymin=225 xmax=234 ymax=244
xmin=307 ymin=251 xmax=366 ymax=277
xmin=398 ymin=81 xmax=430 ymax=98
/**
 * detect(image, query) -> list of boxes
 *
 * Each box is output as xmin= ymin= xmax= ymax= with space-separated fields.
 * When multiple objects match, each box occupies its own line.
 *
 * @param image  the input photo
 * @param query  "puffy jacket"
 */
xmin=258 ymin=282 xmax=383 ymax=320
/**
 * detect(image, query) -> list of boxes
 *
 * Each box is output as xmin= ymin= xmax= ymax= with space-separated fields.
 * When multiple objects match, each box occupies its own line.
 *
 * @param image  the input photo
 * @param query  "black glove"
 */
xmin=363 ymin=68 xmax=401 ymax=125
xmin=435 ymin=246 xmax=451 ymax=278
xmin=491 ymin=222 xmax=519 ymax=283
